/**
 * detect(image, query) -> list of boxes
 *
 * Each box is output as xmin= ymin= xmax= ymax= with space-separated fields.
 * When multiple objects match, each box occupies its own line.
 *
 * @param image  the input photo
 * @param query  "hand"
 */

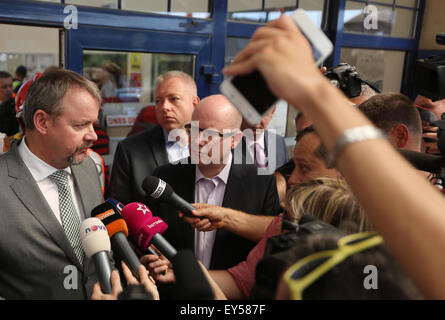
xmin=141 ymin=254 xmax=175 ymax=283
xmin=222 ymin=15 xmax=326 ymax=111
xmin=179 ymin=203 xmax=227 ymax=232
xmin=91 ymin=269 xmax=122 ymax=300
xmin=122 ymin=262 xmax=160 ymax=300
xmin=423 ymin=126 xmax=440 ymax=154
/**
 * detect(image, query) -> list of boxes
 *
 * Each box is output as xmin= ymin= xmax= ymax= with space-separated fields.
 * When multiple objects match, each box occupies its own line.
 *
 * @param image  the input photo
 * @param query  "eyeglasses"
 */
xmin=184 ymin=123 xmax=237 ymax=140
xmin=283 ymin=231 xmax=384 ymax=300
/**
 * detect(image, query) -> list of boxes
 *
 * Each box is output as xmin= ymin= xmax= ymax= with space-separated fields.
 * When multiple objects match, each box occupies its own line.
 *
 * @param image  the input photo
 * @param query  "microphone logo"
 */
xmin=85 ymin=224 xmax=107 ymax=233
xmin=150 ymin=179 xmax=166 ymax=199
xmin=137 ymin=203 xmax=152 ymax=216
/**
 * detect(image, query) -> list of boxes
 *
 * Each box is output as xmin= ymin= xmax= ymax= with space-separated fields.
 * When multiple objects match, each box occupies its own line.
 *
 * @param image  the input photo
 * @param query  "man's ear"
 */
xmin=33 ymin=110 xmax=51 ymax=136
xmin=230 ymin=131 xmax=243 ymax=150
xmin=192 ymin=96 xmax=200 ymax=109
xmin=389 ymin=124 xmax=409 ymax=149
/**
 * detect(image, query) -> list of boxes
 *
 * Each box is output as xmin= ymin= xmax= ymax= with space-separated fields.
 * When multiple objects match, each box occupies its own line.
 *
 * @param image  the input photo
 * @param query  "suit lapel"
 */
xmin=176 ymin=162 xmax=196 ymax=251
xmin=7 ymin=149 xmax=83 ymax=270
xmin=149 ymin=125 xmax=169 ymax=167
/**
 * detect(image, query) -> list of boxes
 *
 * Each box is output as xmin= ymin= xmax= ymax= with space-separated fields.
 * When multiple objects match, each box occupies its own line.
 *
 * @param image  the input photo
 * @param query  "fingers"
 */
xmin=140 ymin=254 xmax=161 ymax=265
xmin=110 ymin=269 xmax=123 ymax=296
xmin=122 ymin=261 xmax=140 ymax=286
xmin=91 ymin=270 xmax=122 ymax=300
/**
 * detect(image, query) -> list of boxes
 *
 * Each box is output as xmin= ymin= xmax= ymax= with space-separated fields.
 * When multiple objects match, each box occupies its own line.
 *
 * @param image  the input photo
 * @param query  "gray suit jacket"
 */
xmin=0 ymin=146 xmax=104 ymax=299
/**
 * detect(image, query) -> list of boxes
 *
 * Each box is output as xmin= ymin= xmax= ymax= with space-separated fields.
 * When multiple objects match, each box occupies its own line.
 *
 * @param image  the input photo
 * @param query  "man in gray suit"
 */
xmin=0 ymin=69 xmax=104 ymax=299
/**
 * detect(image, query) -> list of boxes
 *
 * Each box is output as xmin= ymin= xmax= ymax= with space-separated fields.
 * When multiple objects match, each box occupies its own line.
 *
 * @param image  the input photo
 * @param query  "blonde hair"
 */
xmin=285 ymin=177 xmax=374 ymax=233
xmin=154 ymin=70 xmax=197 ymax=96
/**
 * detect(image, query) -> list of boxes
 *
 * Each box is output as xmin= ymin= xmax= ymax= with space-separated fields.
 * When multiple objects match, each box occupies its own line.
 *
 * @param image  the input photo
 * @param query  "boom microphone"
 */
xmin=80 ymin=218 xmax=112 ymax=294
xmin=142 ymin=176 xmax=197 ymax=218
xmin=121 ymin=202 xmax=178 ymax=261
xmin=92 ymin=203 xmax=142 ymax=280
xmin=398 ymin=149 xmax=445 ymax=174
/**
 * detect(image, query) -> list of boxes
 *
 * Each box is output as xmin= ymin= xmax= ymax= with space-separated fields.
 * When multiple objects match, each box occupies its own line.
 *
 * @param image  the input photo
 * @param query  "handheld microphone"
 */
xmin=142 ymin=176 xmax=197 ymax=218
xmin=171 ymin=249 xmax=214 ymax=300
xmin=105 ymin=197 xmax=124 ymax=213
xmin=107 ymin=197 xmax=159 ymax=257
xmin=121 ymin=202 xmax=178 ymax=261
xmin=92 ymin=202 xmax=142 ymax=280
xmin=80 ymin=218 xmax=112 ymax=294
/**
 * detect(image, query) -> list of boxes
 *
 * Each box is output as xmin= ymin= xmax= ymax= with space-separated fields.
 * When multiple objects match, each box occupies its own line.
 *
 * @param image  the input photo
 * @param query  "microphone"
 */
xmin=121 ymin=202 xmax=178 ymax=261
xmin=105 ymin=197 xmax=125 ymax=213
xmin=398 ymin=149 xmax=445 ymax=174
xmin=142 ymin=176 xmax=197 ymax=218
xmin=106 ymin=197 xmax=159 ymax=257
xmin=170 ymin=249 xmax=214 ymax=299
xmin=92 ymin=202 xmax=142 ymax=280
xmin=80 ymin=217 xmax=112 ymax=294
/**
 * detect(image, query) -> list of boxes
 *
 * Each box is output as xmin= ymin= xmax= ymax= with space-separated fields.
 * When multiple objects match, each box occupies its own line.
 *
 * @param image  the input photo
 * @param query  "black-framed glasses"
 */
xmin=184 ymin=123 xmax=238 ymax=139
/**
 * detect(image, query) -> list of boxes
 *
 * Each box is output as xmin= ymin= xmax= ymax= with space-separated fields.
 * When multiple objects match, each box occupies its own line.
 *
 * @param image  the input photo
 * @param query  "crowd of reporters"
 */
xmin=1 ymin=14 xmax=445 ymax=301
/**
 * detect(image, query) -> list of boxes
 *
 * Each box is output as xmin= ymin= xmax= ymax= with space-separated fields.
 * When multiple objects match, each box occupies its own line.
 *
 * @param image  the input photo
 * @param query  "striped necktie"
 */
xmin=49 ymin=170 xmax=85 ymax=266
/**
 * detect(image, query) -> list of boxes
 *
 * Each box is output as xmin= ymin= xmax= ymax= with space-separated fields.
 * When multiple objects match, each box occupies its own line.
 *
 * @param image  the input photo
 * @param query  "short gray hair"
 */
xmin=23 ymin=69 xmax=101 ymax=130
xmin=154 ymin=70 xmax=197 ymax=96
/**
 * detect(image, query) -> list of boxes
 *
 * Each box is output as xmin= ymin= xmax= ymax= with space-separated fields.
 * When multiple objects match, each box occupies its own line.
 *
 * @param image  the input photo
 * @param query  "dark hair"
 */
xmin=296 ymin=126 xmax=334 ymax=169
xmin=358 ymin=93 xmax=422 ymax=142
xmin=283 ymin=232 xmax=423 ymax=299
xmin=15 ymin=65 xmax=27 ymax=78
xmin=23 ymin=69 xmax=101 ymax=130
xmin=0 ymin=71 xmax=12 ymax=79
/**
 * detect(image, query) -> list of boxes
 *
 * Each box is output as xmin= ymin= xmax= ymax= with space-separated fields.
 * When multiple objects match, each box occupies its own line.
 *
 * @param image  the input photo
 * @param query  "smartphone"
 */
xmin=220 ymin=9 xmax=333 ymax=125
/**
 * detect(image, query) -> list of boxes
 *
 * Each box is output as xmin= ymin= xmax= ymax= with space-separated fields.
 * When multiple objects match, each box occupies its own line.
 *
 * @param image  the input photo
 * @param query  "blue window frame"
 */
xmin=0 ymin=0 xmax=428 ymax=99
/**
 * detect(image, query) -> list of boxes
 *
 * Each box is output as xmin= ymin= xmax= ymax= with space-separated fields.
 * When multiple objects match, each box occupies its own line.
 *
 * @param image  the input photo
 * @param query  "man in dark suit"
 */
xmin=0 ymin=69 xmax=104 ymax=299
xmin=109 ymin=71 xmax=200 ymax=205
xmin=234 ymin=106 xmax=289 ymax=174
xmin=150 ymin=94 xmax=281 ymax=270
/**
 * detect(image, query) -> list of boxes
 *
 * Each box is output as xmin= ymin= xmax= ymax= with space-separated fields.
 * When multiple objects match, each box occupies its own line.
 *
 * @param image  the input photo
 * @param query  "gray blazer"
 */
xmin=0 ymin=146 xmax=104 ymax=299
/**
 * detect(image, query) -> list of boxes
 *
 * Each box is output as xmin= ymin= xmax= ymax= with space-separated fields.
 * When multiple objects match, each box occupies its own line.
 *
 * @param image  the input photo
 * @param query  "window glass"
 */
xmin=0 ymin=24 xmax=59 ymax=78
xmin=344 ymin=0 xmax=417 ymax=38
xmin=82 ymin=50 xmax=195 ymax=142
xmin=65 ymin=0 xmax=118 ymax=9
xmin=340 ymin=48 xmax=406 ymax=93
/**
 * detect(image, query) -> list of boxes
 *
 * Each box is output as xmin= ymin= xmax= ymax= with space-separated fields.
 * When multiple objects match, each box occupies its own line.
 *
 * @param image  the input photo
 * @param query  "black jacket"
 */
xmin=109 ymin=125 xmax=168 ymax=205
xmin=149 ymin=158 xmax=282 ymax=269
xmin=0 ymin=97 xmax=19 ymax=136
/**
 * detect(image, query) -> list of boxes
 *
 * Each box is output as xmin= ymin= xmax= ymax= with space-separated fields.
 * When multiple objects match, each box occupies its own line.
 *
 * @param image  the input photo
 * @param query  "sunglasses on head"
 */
xmin=283 ymin=231 xmax=384 ymax=300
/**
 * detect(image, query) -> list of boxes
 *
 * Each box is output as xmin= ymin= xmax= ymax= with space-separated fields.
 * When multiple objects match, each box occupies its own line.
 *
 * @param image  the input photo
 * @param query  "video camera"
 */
xmin=248 ymin=215 xmax=345 ymax=299
xmin=324 ymin=63 xmax=381 ymax=99
xmin=414 ymin=33 xmax=445 ymax=161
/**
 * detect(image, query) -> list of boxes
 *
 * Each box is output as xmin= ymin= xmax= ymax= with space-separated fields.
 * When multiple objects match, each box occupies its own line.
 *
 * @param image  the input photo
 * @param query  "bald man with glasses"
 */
xmin=149 ymin=94 xmax=281 ymax=270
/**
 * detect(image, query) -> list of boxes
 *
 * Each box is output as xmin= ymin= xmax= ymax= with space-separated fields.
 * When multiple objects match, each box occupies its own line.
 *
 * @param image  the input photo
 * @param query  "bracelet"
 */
xmin=327 ymin=125 xmax=385 ymax=167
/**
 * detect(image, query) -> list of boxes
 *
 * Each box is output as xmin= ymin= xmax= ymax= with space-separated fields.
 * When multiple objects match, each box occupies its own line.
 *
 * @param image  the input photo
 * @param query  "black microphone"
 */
xmin=171 ymin=249 xmax=214 ymax=300
xmin=80 ymin=218 xmax=112 ymax=294
xmin=92 ymin=202 xmax=142 ymax=280
xmin=398 ymin=149 xmax=445 ymax=174
xmin=142 ymin=176 xmax=197 ymax=218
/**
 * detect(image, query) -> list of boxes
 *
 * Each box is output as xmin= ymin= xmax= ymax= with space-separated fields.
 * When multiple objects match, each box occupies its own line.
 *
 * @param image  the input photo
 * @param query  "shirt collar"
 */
xmin=195 ymin=152 xmax=232 ymax=185
xmin=18 ymin=136 xmax=72 ymax=182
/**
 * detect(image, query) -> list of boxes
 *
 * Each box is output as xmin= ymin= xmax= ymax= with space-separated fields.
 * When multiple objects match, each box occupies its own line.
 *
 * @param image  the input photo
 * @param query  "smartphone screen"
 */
xmin=230 ymin=70 xmax=278 ymax=115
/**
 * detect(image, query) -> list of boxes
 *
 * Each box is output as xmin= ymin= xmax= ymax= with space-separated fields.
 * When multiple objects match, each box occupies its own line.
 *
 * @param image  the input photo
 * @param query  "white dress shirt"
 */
xmin=194 ymin=152 xmax=232 ymax=268
xmin=246 ymin=130 xmax=267 ymax=168
xmin=17 ymin=137 xmax=86 ymax=225
xmin=163 ymin=128 xmax=190 ymax=163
